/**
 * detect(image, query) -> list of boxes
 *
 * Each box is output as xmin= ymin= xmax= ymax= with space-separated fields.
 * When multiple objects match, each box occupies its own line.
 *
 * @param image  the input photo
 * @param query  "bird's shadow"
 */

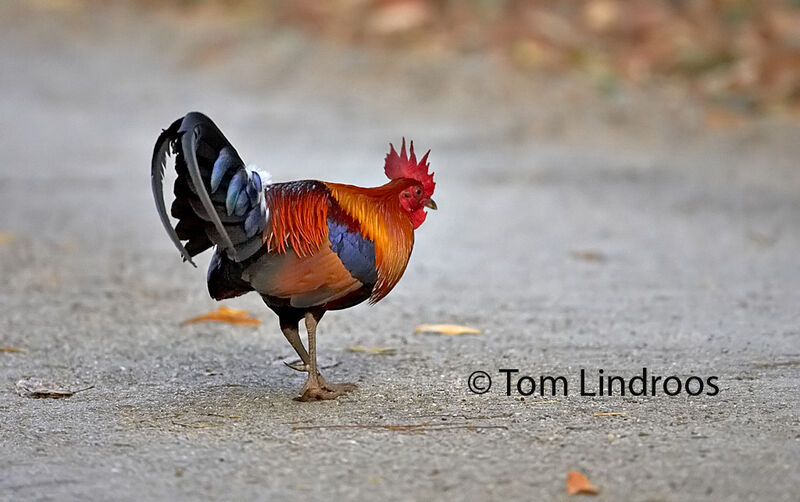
xmin=114 ymin=368 xmax=362 ymax=434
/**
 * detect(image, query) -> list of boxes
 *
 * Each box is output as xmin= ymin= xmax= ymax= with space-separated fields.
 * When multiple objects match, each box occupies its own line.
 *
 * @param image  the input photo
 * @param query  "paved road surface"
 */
xmin=1 ymin=3 xmax=799 ymax=501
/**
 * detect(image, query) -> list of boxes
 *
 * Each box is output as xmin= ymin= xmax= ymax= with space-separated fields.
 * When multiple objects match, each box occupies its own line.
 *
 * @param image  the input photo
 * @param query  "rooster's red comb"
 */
xmin=384 ymin=138 xmax=435 ymax=198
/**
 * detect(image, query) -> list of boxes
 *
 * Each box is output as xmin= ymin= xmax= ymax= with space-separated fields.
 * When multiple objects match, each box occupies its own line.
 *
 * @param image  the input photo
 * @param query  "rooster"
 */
xmin=151 ymin=112 xmax=436 ymax=401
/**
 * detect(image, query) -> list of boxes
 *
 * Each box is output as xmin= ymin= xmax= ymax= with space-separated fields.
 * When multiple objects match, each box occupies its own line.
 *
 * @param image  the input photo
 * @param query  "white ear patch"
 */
xmin=246 ymin=164 xmax=272 ymax=186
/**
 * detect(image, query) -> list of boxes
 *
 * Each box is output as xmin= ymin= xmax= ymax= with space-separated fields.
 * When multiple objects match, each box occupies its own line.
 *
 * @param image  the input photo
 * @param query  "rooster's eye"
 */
xmin=415 ymin=188 xmax=421 ymax=196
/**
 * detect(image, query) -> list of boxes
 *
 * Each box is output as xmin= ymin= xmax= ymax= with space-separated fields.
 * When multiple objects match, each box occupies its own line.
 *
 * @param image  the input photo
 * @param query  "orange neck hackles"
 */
xmin=325 ymin=179 xmax=416 ymax=302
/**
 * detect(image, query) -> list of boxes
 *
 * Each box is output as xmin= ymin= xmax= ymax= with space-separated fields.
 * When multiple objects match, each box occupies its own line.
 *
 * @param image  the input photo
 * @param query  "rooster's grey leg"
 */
xmin=280 ymin=319 xmax=310 ymax=369
xmin=296 ymin=310 xmax=356 ymax=401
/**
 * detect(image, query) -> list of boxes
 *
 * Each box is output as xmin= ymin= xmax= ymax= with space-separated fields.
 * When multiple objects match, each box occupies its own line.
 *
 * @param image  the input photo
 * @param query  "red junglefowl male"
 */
xmin=151 ymin=112 xmax=436 ymax=401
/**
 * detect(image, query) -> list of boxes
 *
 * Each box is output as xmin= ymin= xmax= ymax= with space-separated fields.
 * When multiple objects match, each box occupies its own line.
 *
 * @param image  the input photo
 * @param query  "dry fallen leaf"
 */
xmin=0 ymin=347 xmax=26 ymax=353
xmin=414 ymin=324 xmax=482 ymax=335
xmin=570 ymin=250 xmax=606 ymax=262
xmin=181 ymin=306 xmax=260 ymax=326
xmin=349 ymin=345 xmax=397 ymax=355
xmin=593 ymin=411 xmax=628 ymax=417
xmin=16 ymin=378 xmax=94 ymax=399
xmin=747 ymin=229 xmax=777 ymax=248
xmin=567 ymin=471 xmax=599 ymax=496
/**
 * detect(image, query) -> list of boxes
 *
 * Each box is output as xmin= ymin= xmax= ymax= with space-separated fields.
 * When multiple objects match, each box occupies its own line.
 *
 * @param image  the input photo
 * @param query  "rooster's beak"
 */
xmin=425 ymin=199 xmax=438 ymax=210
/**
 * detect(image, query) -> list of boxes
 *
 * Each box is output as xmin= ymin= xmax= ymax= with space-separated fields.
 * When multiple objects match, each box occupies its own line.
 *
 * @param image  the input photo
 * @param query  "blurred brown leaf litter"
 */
xmin=131 ymin=0 xmax=800 ymax=120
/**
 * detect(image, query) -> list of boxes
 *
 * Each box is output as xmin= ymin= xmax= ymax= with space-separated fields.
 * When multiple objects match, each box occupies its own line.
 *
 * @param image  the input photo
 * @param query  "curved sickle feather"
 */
xmin=151 ymin=126 xmax=196 ymax=267
xmin=183 ymin=126 xmax=237 ymax=259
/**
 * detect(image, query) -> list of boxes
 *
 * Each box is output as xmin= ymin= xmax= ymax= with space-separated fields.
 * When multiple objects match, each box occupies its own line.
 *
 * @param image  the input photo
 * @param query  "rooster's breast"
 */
xmin=243 ymin=216 xmax=377 ymax=310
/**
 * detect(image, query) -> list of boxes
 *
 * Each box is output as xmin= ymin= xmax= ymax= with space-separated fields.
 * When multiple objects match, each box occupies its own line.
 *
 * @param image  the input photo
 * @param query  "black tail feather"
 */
xmin=150 ymin=112 xmax=269 ymax=265
xmin=151 ymin=119 xmax=196 ymax=266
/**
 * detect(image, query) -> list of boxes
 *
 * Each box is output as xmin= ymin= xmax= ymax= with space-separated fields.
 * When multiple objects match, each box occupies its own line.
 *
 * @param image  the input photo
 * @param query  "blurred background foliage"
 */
xmin=36 ymin=0 xmax=800 ymax=120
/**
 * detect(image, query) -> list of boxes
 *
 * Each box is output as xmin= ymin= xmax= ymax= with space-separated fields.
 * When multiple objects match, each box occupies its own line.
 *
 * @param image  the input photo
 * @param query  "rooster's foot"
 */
xmin=296 ymin=378 xmax=356 ymax=401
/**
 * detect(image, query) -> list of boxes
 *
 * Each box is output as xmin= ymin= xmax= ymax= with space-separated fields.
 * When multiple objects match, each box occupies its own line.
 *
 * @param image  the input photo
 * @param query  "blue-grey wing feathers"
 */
xmin=327 ymin=218 xmax=378 ymax=286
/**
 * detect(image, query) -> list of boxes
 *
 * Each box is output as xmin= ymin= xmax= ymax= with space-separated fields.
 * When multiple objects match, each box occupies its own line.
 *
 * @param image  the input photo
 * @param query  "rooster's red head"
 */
xmin=384 ymin=138 xmax=436 ymax=229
